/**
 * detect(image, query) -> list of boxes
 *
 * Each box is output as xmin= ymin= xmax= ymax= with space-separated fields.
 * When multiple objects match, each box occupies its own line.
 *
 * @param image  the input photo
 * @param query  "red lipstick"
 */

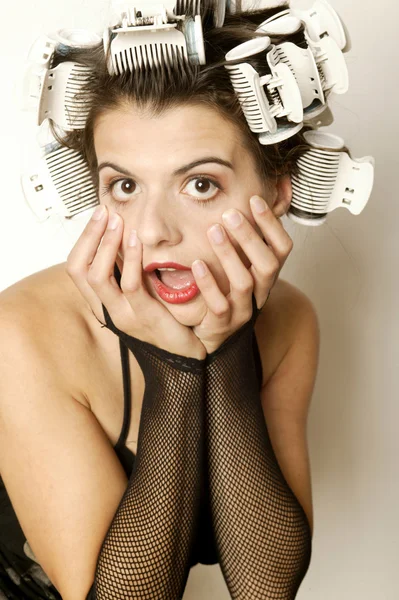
xmin=144 ymin=262 xmax=200 ymax=304
xmin=144 ymin=262 xmax=191 ymax=272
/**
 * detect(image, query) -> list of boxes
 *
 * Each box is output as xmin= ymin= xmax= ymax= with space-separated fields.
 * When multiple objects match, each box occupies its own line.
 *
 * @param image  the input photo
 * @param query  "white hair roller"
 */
xmin=23 ymin=30 xmax=100 ymax=130
xmin=256 ymin=11 xmax=302 ymax=36
xmin=21 ymin=142 xmax=98 ymax=221
xmin=225 ymin=37 xmax=304 ymax=145
xmin=20 ymin=0 xmax=375 ymax=227
xmin=291 ymin=0 xmax=350 ymax=51
xmin=104 ymin=2 xmax=206 ymax=74
xmin=288 ymin=131 xmax=375 ymax=226
xmin=37 ymin=61 xmax=93 ymax=130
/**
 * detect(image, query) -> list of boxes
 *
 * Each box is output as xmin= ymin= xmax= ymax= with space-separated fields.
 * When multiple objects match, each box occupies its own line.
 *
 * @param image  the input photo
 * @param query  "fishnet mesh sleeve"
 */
xmin=85 ymin=302 xmax=206 ymax=600
xmin=204 ymin=294 xmax=312 ymax=599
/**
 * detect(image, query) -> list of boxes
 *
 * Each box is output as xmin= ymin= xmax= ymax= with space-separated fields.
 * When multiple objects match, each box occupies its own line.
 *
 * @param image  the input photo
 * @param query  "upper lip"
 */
xmin=144 ymin=262 xmax=191 ymax=272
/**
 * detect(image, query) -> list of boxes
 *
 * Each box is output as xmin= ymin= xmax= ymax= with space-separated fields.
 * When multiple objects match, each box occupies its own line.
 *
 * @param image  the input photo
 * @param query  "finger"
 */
xmin=118 ymin=230 xmax=160 ymax=321
xmin=66 ymin=205 xmax=117 ymax=324
xmin=249 ymin=196 xmax=294 ymax=260
xmin=88 ymin=212 xmax=124 ymax=283
xmin=221 ymin=207 xmax=285 ymax=306
xmin=191 ymin=258 xmax=230 ymax=321
xmin=68 ymin=204 xmax=109 ymax=268
xmin=207 ymin=223 xmax=254 ymax=312
xmin=87 ymin=212 xmax=130 ymax=328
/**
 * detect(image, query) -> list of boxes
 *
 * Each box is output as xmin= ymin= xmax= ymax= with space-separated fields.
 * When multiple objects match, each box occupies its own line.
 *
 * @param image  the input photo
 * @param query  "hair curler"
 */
xmin=287 ymin=131 xmax=375 ymax=226
xmin=21 ymin=141 xmax=98 ymax=221
xmin=256 ymin=10 xmax=302 ymax=36
xmin=104 ymin=2 xmax=206 ymax=74
xmin=256 ymin=4 xmax=349 ymax=100
xmin=225 ymin=37 xmax=304 ymax=145
xmin=266 ymin=42 xmax=326 ymax=120
xmin=20 ymin=0 xmax=375 ymax=228
xmin=22 ymin=35 xmax=57 ymax=113
xmin=37 ymin=61 xmax=93 ymax=130
xmin=23 ymin=30 xmax=101 ymax=130
xmin=291 ymin=0 xmax=350 ymax=52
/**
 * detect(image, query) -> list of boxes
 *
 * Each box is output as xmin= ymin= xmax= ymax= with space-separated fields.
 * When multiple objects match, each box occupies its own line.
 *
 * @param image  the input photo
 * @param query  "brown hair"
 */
xmin=52 ymin=2 xmax=315 ymax=195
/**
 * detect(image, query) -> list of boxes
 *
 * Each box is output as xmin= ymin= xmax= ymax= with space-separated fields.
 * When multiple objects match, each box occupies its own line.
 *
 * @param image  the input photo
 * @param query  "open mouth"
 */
xmin=152 ymin=268 xmax=195 ymax=291
xmin=147 ymin=268 xmax=200 ymax=303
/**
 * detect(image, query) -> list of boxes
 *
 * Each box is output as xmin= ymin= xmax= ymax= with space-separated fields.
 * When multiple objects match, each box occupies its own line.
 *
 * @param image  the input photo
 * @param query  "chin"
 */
xmin=162 ymin=296 xmax=206 ymax=328
xmin=142 ymin=276 xmax=205 ymax=326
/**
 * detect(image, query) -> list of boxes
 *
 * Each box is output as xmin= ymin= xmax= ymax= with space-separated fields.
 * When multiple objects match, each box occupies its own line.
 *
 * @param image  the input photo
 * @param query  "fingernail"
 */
xmin=251 ymin=196 xmax=267 ymax=214
xmin=128 ymin=229 xmax=137 ymax=247
xmin=107 ymin=213 xmax=120 ymax=230
xmin=192 ymin=260 xmax=207 ymax=278
xmin=92 ymin=205 xmax=105 ymax=221
xmin=222 ymin=209 xmax=242 ymax=229
xmin=209 ymin=224 xmax=225 ymax=244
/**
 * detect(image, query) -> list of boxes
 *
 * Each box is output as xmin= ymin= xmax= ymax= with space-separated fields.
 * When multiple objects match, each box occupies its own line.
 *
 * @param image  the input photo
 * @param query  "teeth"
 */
xmin=157 ymin=268 xmax=177 ymax=271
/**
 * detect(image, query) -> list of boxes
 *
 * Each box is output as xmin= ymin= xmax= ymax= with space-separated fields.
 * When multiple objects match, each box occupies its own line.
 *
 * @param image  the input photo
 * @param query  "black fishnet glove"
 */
xmin=86 ymin=302 xmax=206 ymax=600
xmin=204 ymin=294 xmax=312 ymax=599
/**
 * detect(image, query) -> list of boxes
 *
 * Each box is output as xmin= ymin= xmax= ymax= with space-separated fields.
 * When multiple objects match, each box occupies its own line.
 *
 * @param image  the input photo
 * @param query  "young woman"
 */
xmin=0 ymin=3 xmax=320 ymax=599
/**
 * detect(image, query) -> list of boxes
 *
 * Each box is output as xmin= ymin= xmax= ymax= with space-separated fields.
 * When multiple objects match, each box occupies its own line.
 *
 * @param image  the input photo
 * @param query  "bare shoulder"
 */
xmin=255 ymin=278 xmax=319 ymax=388
xmin=0 ymin=262 xmax=94 ymax=406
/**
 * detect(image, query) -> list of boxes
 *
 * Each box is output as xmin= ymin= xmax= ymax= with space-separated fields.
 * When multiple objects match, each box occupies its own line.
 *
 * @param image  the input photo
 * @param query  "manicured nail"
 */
xmin=192 ymin=260 xmax=207 ymax=278
xmin=251 ymin=196 xmax=267 ymax=214
xmin=222 ymin=209 xmax=242 ymax=229
xmin=107 ymin=213 xmax=120 ymax=230
xmin=209 ymin=224 xmax=225 ymax=244
xmin=92 ymin=205 xmax=105 ymax=220
xmin=128 ymin=230 xmax=137 ymax=247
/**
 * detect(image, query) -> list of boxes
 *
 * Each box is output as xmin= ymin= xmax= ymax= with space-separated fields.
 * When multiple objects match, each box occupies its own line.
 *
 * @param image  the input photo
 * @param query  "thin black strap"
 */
xmin=114 ymin=338 xmax=132 ymax=450
xmin=252 ymin=332 xmax=264 ymax=393
xmin=111 ymin=261 xmax=132 ymax=449
xmin=113 ymin=260 xmax=122 ymax=284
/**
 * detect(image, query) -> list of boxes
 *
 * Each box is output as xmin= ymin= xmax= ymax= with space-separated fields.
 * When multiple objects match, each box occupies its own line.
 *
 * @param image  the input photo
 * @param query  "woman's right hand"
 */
xmin=66 ymin=204 xmax=207 ymax=360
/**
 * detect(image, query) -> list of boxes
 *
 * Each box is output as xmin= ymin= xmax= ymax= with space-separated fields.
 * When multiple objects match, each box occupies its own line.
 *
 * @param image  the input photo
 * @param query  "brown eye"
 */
xmin=195 ymin=178 xmax=211 ymax=193
xmin=111 ymin=179 xmax=138 ymax=202
xmin=121 ymin=180 xmax=134 ymax=193
xmin=185 ymin=176 xmax=221 ymax=202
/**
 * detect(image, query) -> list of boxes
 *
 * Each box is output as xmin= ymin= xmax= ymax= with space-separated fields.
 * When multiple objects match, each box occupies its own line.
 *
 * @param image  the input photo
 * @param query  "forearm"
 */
xmin=88 ymin=335 xmax=206 ymax=600
xmin=263 ymin=412 xmax=313 ymax=535
xmin=205 ymin=306 xmax=312 ymax=599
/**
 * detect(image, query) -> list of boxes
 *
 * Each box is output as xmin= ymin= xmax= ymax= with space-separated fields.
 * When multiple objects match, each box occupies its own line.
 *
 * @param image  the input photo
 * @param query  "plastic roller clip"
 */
xmin=22 ymin=36 xmax=57 ymax=112
xmin=288 ymin=131 xmax=375 ymax=226
xmin=258 ymin=2 xmax=349 ymax=99
xmin=256 ymin=11 xmax=302 ymax=37
xmin=37 ymin=61 xmax=93 ymax=130
xmin=225 ymin=37 xmax=304 ymax=145
xmin=21 ymin=142 xmax=98 ymax=222
xmin=23 ymin=30 xmax=100 ymax=129
xmin=104 ymin=2 xmax=206 ymax=75
xmin=306 ymin=34 xmax=349 ymax=95
xmin=291 ymin=0 xmax=350 ymax=51
xmin=267 ymin=42 xmax=326 ymax=120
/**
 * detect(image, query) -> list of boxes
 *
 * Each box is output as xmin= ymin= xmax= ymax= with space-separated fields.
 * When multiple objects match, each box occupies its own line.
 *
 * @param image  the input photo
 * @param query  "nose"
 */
xmin=132 ymin=191 xmax=181 ymax=248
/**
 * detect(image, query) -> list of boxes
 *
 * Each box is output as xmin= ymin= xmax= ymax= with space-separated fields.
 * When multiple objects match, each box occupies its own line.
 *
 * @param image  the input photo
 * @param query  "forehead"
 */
xmin=93 ymin=103 xmax=243 ymax=166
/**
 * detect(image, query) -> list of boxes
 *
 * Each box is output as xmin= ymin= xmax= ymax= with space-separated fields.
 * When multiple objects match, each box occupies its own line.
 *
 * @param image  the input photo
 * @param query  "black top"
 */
xmin=0 ymin=328 xmax=264 ymax=598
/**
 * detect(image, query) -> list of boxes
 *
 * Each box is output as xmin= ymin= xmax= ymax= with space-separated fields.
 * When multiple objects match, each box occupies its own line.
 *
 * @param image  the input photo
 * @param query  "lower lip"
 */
xmin=149 ymin=271 xmax=200 ymax=304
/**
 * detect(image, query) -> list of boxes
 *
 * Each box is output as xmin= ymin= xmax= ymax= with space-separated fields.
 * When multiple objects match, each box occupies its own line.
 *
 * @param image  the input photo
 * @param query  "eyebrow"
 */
xmin=97 ymin=156 xmax=234 ymax=177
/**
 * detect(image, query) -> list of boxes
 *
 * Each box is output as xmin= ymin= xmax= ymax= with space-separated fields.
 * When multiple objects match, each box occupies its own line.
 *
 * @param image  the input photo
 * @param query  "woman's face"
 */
xmin=94 ymin=102 xmax=278 ymax=327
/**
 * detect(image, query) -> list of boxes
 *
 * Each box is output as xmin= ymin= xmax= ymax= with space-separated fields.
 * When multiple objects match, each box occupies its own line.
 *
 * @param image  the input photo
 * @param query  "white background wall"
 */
xmin=1 ymin=0 xmax=397 ymax=598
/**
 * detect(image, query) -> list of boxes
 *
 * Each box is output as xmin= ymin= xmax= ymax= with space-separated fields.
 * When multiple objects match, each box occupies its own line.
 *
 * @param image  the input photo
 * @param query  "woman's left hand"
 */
xmin=191 ymin=195 xmax=294 ymax=354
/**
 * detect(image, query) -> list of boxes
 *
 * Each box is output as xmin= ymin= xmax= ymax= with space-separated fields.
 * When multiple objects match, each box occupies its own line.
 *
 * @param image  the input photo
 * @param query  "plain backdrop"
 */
xmin=1 ymin=0 xmax=397 ymax=598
